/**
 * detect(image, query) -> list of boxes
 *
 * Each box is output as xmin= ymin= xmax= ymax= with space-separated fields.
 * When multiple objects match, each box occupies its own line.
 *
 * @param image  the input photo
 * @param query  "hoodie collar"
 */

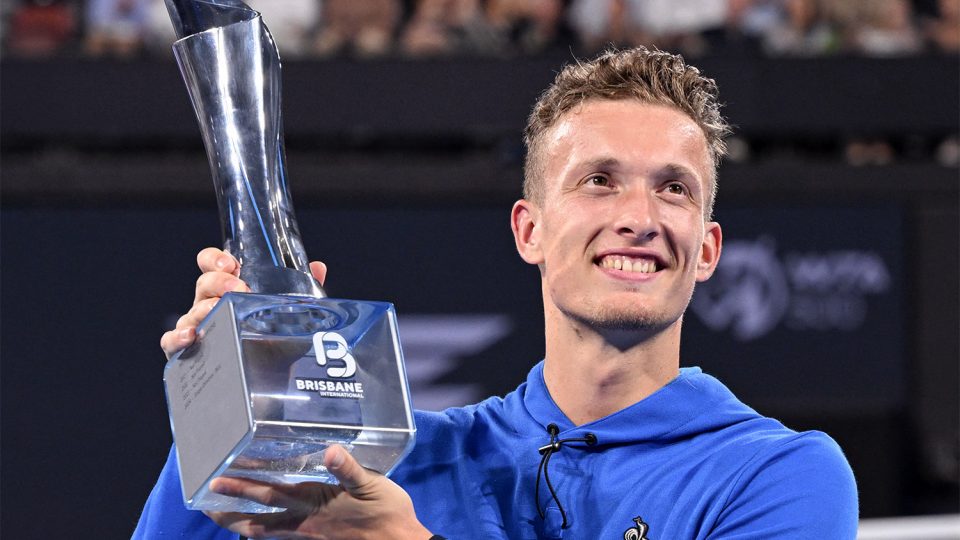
xmin=511 ymin=361 xmax=757 ymax=447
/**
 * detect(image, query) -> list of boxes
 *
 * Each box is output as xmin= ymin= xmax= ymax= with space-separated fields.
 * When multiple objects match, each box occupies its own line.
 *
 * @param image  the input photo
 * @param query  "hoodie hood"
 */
xmin=505 ymin=361 xmax=762 ymax=448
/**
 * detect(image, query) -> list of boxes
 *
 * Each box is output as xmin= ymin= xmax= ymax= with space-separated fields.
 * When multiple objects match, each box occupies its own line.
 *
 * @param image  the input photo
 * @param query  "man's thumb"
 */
xmin=325 ymin=444 xmax=372 ymax=493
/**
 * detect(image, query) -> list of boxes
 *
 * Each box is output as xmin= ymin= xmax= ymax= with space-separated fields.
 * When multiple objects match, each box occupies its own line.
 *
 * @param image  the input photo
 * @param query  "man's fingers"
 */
xmin=187 ymin=297 xmax=219 ymax=324
xmin=194 ymin=272 xmax=249 ymax=304
xmin=197 ymin=247 xmax=240 ymax=276
xmin=162 ymin=295 xmax=219 ymax=358
xmin=205 ymin=511 xmax=284 ymax=539
xmin=207 ymin=478 xmax=347 ymax=537
xmin=160 ymin=327 xmax=195 ymax=359
xmin=206 ymin=451 xmax=426 ymax=538
xmin=210 ymin=477 xmax=293 ymax=510
xmin=172 ymin=296 xmax=215 ymax=331
xmin=324 ymin=444 xmax=376 ymax=495
xmin=309 ymin=261 xmax=327 ymax=286
xmin=207 ymin=504 xmax=336 ymax=539
xmin=208 ymin=477 xmax=330 ymax=514
xmin=204 ymin=511 xmax=253 ymax=534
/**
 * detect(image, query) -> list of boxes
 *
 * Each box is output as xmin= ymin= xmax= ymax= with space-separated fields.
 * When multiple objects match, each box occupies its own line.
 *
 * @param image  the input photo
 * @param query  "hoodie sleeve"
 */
xmin=132 ymin=445 xmax=238 ymax=540
xmin=707 ymin=431 xmax=859 ymax=539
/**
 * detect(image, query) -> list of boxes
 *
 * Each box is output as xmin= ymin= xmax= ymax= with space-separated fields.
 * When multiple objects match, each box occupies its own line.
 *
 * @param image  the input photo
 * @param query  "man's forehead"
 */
xmin=542 ymin=100 xmax=712 ymax=172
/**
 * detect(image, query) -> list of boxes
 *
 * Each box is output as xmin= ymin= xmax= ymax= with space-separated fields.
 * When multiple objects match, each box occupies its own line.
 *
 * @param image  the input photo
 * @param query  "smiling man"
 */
xmin=511 ymin=97 xmax=723 ymax=427
xmin=135 ymin=48 xmax=858 ymax=539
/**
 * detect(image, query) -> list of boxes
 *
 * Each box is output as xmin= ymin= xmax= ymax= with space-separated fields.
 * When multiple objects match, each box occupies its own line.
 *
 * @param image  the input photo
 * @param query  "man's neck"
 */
xmin=542 ymin=310 xmax=682 ymax=426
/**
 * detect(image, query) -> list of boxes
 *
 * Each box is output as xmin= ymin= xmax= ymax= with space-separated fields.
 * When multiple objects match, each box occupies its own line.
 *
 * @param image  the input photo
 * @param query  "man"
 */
xmin=135 ymin=47 xmax=858 ymax=539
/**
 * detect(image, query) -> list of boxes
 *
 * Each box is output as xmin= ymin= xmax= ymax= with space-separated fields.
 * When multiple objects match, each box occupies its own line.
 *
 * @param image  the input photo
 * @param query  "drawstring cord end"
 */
xmin=534 ymin=423 xmax=597 ymax=529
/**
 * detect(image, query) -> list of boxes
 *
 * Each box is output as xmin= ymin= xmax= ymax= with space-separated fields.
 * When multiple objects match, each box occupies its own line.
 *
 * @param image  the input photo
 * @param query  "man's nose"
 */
xmin=613 ymin=188 xmax=659 ymax=240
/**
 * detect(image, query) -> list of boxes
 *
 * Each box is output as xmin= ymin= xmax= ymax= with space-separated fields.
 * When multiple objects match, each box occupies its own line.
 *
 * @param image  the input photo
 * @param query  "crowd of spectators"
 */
xmin=4 ymin=0 xmax=957 ymax=167
xmin=3 ymin=0 xmax=959 ymax=60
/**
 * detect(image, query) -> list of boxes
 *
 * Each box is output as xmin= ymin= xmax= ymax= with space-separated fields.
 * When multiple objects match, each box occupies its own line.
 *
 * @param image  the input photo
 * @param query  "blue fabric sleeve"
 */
xmin=708 ymin=431 xmax=859 ymax=539
xmin=132 ymin=446 xmax=237 ymax=540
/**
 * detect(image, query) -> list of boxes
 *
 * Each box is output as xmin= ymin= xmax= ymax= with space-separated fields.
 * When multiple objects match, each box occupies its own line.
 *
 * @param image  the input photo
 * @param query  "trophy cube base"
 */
xmin=164 ymin=293 xmax=416 ymax=513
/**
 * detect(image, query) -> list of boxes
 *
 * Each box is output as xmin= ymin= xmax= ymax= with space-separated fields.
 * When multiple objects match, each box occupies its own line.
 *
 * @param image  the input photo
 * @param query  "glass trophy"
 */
xmin=161 ymin=0 xmax=415 ymax=513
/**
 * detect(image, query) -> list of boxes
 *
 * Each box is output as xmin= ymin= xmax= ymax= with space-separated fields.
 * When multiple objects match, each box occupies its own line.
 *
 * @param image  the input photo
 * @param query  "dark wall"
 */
xmin=3 ymin=56 xmax=958 ymax=143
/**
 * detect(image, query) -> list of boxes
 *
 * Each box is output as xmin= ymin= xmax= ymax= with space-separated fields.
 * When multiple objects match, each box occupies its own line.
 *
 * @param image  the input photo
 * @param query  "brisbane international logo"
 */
xmin=293 ymin=331 xmax=365 ymax=399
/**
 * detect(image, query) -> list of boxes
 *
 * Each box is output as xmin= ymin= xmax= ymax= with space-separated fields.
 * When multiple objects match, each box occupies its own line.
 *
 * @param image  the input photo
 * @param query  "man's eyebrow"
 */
xmin=575 ymin=156 xmax=622 ymax=171
xmin=657 ymin=163 xmax=699 ymax=180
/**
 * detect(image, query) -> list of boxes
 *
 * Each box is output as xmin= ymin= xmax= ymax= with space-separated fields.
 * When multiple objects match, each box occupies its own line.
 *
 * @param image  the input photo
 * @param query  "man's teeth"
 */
xmin=599 ymin=256 xmax=658 ymax=273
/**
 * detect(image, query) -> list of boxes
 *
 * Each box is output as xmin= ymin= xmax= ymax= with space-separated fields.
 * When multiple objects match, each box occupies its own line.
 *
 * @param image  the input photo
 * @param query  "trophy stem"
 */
xmin=168 ymin=1 xmax=324 ymax=298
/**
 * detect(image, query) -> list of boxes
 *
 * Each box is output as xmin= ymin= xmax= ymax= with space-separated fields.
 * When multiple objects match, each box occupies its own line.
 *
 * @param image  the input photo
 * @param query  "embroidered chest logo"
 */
xmin=623 ymin=516 xmax=650 ymax=540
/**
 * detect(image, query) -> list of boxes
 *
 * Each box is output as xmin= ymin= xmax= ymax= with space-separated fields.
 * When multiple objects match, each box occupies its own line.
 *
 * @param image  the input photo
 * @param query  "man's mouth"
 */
xmin=596 ymin=255 xmax=660 ymax=274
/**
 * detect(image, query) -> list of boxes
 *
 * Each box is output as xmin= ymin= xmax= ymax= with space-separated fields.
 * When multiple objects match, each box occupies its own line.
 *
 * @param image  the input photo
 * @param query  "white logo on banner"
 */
xmin=399 ymin=315 xmax=512 ymax=411
xmin=690 ymin=237 xmax=891 ymax=341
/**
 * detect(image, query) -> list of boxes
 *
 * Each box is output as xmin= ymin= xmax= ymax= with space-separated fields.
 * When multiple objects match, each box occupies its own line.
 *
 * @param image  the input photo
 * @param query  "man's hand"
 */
xmin=205 ymin=445 xmax=433 ymax=540
xmin=159 ymin=247 xmax=327 ymax=359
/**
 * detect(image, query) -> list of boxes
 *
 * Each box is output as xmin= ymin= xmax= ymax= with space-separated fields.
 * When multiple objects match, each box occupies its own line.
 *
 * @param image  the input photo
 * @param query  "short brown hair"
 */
xmin=523 ymin=47 xmax=730 ymax=219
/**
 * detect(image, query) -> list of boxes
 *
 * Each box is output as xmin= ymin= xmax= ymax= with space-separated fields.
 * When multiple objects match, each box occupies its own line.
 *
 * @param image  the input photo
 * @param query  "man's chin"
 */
xmin=564 ymin=306 xmax=675 ymax=333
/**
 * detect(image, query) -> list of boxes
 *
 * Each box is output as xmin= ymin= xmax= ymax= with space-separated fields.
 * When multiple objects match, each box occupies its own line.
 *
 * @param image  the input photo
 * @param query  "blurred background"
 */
xmin=2 ymin=0 xmax=958 ymax=537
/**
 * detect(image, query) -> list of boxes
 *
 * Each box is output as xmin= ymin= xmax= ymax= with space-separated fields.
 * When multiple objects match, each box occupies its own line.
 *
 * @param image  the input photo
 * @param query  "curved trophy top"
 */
xmin=167 ymin=0 xmax=325 ymax=298
xmin=165 ymin=0 xmax=256 ymax=40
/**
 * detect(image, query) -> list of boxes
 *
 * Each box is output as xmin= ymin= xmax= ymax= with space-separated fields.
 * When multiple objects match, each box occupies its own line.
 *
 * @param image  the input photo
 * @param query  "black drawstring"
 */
xmin=535 ymin=423 xmax=597 ymax=529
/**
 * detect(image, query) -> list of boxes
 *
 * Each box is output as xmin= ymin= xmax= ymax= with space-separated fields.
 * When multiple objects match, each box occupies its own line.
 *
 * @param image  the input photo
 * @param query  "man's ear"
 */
xmin=511 ymin=199 xmax=544 ymax=265
xmin=696 ymin=221 xmax=722 ymax=282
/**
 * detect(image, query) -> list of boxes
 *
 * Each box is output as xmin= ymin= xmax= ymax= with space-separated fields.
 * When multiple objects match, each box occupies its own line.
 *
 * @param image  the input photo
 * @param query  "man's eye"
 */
xmin=666 ymin=182 xmax=685 ymax=195
xmin=587 ymin=175 xmax=609 ymax=187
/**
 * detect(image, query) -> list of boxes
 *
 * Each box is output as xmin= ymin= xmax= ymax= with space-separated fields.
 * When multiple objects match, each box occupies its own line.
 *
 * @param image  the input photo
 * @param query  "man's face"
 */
xmin=512 ymin=100 xmax=722 ymax=333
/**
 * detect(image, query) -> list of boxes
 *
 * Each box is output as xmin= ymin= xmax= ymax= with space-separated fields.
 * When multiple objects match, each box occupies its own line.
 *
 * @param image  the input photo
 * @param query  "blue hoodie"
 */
xmin=134 ymin=363 xmax=858 ymax=539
